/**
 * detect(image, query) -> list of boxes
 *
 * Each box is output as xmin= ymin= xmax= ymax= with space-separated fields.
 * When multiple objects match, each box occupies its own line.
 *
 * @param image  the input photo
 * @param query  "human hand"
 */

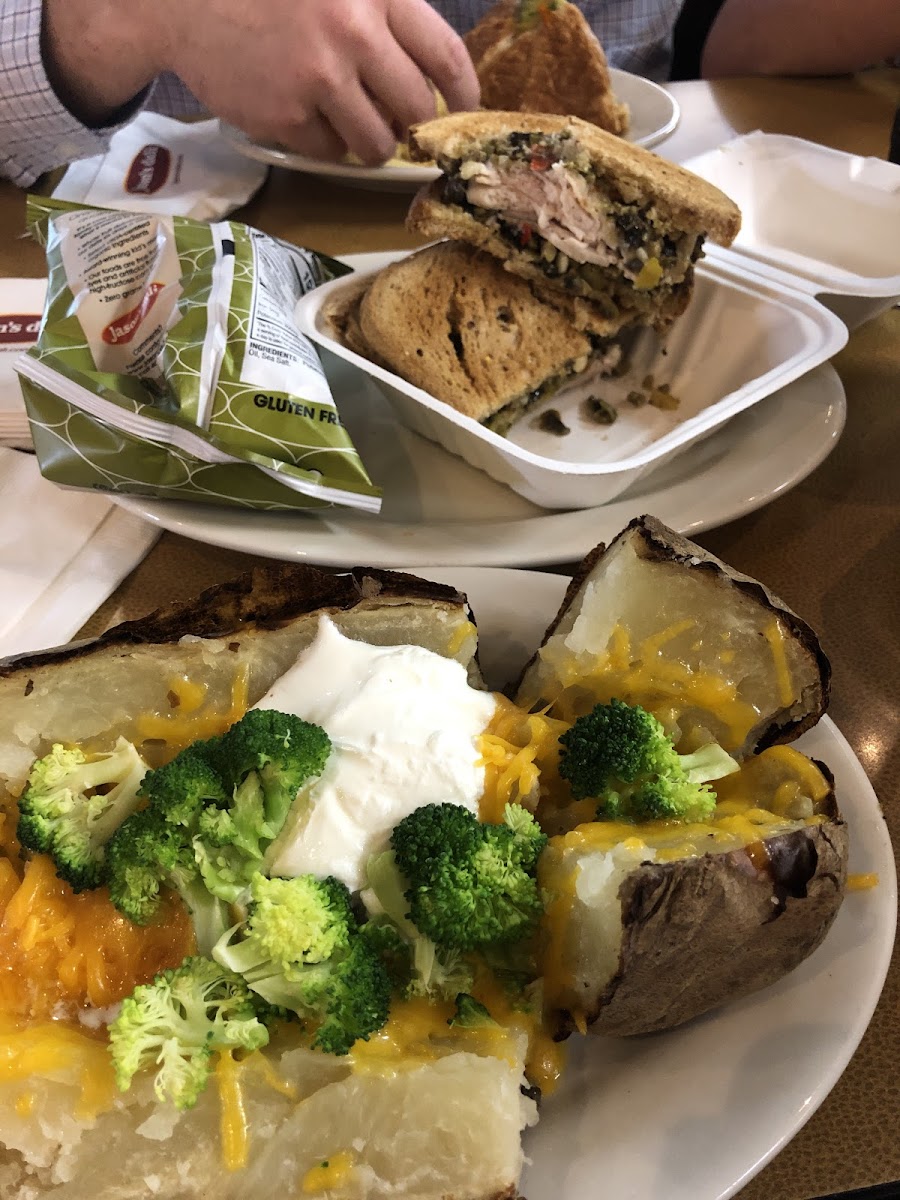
xmin=154 ymin=0 xmax=480 ymax=162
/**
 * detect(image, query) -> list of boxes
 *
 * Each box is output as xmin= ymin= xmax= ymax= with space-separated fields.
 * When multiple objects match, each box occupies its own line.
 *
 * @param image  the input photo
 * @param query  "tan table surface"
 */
xmin=5 ymin=73 xmax=900 ymax=1200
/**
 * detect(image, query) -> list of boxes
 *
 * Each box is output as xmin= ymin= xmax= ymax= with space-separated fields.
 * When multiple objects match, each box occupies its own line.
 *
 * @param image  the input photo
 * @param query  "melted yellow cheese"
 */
xmin=546 ymin=622 xmax=761 ymax=751
xmin=216 ymin=1049 xmax=249 ymax=1173
xmin=350 ymin=997 xmax=453 ymax=1071
xmin=446 ymin=620 xmax=476 ymax=658
xmin=847 ymin=873 xmax=879 ymax=891
xmin=303 ymin=1151 xmax=355 ymax=1194
xmin=135 ymin=666 xmax=250 ymax=751
xmin=477 ymin=696 xmax=568 ymax=823
xmin=763 ymin=620 xmax=796 ymax=707
xmin=0 ymin=1019 xmax=117 ymax=1120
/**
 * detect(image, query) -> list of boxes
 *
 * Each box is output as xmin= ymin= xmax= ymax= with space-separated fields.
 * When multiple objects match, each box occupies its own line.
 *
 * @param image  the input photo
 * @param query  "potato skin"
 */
xmin=555 ymin=787 xmax=848 ymax=1039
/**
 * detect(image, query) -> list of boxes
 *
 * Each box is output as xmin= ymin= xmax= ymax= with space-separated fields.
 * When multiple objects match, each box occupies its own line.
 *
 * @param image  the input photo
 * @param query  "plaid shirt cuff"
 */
xmin=0 ymin=1 xmax=202 ymax=187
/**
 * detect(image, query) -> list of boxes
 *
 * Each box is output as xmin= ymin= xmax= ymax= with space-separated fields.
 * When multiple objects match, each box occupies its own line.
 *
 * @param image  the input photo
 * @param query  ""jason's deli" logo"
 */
xmin=101 ymin=283 xmax=165 ymax=345
xmin=125 ymin=144 xmax=172 ymax=195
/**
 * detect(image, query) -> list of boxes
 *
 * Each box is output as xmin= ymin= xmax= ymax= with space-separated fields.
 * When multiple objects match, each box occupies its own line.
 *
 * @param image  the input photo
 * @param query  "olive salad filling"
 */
xmin=438 ymin=131 xmax=705 ymax=317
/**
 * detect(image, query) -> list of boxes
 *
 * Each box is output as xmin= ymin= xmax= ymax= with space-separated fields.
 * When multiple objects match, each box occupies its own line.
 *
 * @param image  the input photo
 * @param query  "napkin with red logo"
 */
xmin=52 ymin=112 xmax=268 ymax=222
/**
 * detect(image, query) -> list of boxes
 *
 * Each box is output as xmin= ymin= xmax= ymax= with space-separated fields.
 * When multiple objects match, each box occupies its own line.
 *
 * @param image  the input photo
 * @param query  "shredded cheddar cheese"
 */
xmin=0 ymin=854 xmax=194 ymax=1020
xmin=216 ymin=1049 xmax=250 ymax=1172
xmin=543 ymin=620 xmax=768 ymax=750
xmin=847 ymin=873 xmax=879 ymax=891
xmin=303 ymin=1150 xmax=355 ymax=1194
xmin=135 ymin=666 xmax=250 ymax=750
xmin=477 ymin=695 xmax=568 ymax=822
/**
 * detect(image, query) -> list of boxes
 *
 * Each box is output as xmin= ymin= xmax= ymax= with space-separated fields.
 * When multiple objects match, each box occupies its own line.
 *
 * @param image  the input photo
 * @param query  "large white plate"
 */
xmin=218 ymin=68 xmax=680 ymax=191
xmin=419 ymin=565 xmax=897 ymax=1200
xmin=114 ymin=358 xmax=845 ymax=568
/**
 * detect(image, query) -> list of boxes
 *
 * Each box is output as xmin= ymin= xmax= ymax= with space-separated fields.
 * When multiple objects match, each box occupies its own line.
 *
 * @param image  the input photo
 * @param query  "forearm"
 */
xmin=702 ymin=0 xmax=900 ymax=78
xmin=41 ymin=0 xmax=163 ymax=124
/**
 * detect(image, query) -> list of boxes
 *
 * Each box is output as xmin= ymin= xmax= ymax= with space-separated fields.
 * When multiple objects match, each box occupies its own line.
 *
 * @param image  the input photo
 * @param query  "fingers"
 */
xmin=359 ymin=43 xmax=437 ymax=141
xmin=318 ymin=77 xmax=399 ymax=165
xmin=387 ymin=0 xmax=480 ymax=113
xmin=276 ymin=112 xmax=348 ymax=163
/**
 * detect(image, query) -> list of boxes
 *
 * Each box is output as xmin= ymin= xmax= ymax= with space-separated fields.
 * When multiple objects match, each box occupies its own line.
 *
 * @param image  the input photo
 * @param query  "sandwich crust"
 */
xmin=408 ymin=112 xmax=741 ymax=245
xmin=357 ymin=242 xmax=627 ymax=425
xmin=464 ymin=0 xmax=630 ymax=136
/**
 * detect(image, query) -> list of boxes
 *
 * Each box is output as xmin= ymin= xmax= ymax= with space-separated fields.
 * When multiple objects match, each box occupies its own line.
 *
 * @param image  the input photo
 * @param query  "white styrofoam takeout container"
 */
xmin=295 ymin=132 xmax=894 ymax=510
xmin=682 ymin=132 xmax=900 ymax=330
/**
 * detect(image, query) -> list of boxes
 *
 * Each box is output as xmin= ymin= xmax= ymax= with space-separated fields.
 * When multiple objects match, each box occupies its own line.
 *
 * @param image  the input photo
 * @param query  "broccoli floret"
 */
xmin=449 ymin=994 xmax=497 ymax=1029
xmin=558 ymin=698 xmax=740 ymax=823
xmin=139 ymin=743 xmax=229 ymax=826
xmin=363 ymin=849 xmax=474 ymax=1001
xmin=217 ymin=709 xmax=331 ymax=831
xmin=17 ymin=738 xmax=148 ymax=892
xmin=213 ymin=874 xmax=390 ymax=1056
xmin=191 ymin=711 xmax=331 ymax=903
xmin=105 ymin=808 xmax=232 ymax=955
xmin=390 ymin=803 xmax=548 ymax=952
xmin=107 ymin=709 xmax=331 ymax=927
xmin=108 ymin=956 xmax=270 ymax=1109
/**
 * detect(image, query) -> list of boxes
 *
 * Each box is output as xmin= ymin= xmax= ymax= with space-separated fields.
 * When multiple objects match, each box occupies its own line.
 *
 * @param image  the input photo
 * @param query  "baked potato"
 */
xmin=515 ymin=516 xmax=847 ymax=1037
xmin=0 ymin=523 xmax=849 ymax=1198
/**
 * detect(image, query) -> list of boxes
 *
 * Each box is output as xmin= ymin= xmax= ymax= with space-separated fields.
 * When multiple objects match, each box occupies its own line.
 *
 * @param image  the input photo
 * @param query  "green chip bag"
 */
xmin=16 ymin=197 xmax=381 ymax=513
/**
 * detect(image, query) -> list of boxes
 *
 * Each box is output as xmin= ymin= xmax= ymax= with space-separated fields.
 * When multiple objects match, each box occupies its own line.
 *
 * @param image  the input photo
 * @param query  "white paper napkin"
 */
xmin=52 ymin=113 xmax=268 ymax=221
xmin=0 ymin=447 xmax=160 ymax=658
xmin=0 ymin=279 xmax=47 ymax=450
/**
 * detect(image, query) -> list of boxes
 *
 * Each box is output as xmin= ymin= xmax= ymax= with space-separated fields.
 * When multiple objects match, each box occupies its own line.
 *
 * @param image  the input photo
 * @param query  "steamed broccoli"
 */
xmin=213 ymin=874 xmax=391 ymax=1056
xmin=216 ymin=709 xmax=332 ymax=832
xmin=17 ymin=738 xmax=148 ymax=892
xmin=191 ymin=711 xmax=331 ymax=902
xmin=389 ymin=803 xmax=548 ymax=952
xmin=363 ymin=849 xmax=474 ymax=1001
xmin=558 ymin=698 xmax=740 ymax=823
xmin=449 ymin=993 xmax=497 ymax=1029
xmin=105 ymin=808 xmax=231 ymax=955
xmin=107 ymin=708 xmax=331 ymax=936
xmin=139 ymin=743 xmax=229 ymax=826
xmin=108 ymin=956 xmax=270 ymax=1109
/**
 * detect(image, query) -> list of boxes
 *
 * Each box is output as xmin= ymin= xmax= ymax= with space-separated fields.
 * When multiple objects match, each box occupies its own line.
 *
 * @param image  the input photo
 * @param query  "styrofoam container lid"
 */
xmin=683 ymin=132 xmax=900 ymax=299
xmin=296 ymin=249 xmax=847 ymax=510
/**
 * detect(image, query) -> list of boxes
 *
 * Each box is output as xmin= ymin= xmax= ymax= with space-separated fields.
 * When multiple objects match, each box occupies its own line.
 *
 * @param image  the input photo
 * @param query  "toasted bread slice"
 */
xmin=0 ymin=563 xmax=481 ymax=793
xmin=514 ymin=515 xmax=829 ymax=758
xmin=465 ymin=0 xmax=630 ymax=136
xmin=406 ymin=112 xmax=740 ymax=322
xmin=356 ymin=241 xmax=629 ymax=430
xmin=319 ymin=274 xmax=384 ymax=364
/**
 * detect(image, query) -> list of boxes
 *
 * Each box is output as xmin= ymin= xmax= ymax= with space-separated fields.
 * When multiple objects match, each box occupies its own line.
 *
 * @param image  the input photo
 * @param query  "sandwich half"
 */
xmin=407 ymin=112 xmax=741 ymax=324
xmin=464 ymin=0 xmax=630 ymax=136
xmin=354 ymin=241 xmax=630 ymax=434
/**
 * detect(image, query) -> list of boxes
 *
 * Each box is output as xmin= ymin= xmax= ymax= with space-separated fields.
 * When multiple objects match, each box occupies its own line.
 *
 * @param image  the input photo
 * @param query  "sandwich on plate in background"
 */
xmin=465 ymin=0 xmax=630 ymax=136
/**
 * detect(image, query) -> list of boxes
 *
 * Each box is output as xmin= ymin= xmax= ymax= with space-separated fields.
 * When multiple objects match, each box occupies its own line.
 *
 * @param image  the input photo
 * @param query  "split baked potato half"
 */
xmin=516 ymin=516 xmax=846 ymax=1037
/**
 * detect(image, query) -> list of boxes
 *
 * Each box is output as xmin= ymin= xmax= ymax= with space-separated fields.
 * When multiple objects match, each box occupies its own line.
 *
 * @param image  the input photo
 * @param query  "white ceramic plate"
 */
xmin=417 ymin=565 xmax=896 ymax=1200
xmin=218 ymin=69 xmax=680 ymax=191
xmin=113 ymin=357 xmax=845 ymax=568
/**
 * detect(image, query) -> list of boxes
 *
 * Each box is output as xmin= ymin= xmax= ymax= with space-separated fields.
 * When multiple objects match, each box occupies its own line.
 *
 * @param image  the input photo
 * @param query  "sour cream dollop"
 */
xmin=256 ymin=616 xmax=497 ymax=891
